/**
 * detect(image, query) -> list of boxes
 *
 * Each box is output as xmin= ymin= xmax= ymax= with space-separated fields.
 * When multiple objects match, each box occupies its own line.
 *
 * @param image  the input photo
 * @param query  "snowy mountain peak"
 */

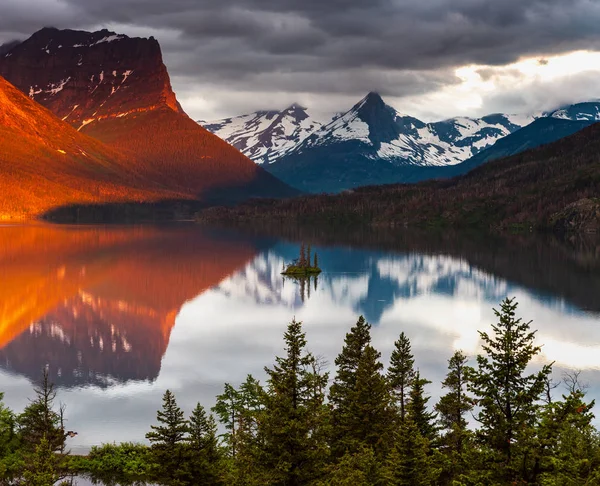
xmin=202 ymin=104 xmax=322 ymax=164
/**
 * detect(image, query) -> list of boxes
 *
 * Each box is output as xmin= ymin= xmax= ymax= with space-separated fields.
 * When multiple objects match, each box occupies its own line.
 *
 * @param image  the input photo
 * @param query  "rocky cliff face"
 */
xmin=0 ymin=27 xmax=297 ymax=202
xmin=0 ymin=27 xmax=183 ymax=129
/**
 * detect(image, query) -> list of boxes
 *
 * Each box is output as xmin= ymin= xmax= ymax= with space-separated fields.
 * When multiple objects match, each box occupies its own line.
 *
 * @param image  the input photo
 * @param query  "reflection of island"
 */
xmin=219 ymin=226 xmax=600 ymax=316
xmin=0 ymin=224 xmax=258 ymax=387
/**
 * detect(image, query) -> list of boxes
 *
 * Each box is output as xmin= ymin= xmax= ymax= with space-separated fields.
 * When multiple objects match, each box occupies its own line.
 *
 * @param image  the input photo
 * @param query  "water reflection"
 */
xmin=0 ymin=224 xmax=258 ymax=387
xmin=0 ymin=224 xmax=599 ymax=452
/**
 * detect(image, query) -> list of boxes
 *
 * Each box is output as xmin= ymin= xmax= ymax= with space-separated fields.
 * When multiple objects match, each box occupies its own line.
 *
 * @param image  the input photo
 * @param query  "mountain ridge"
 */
xmin=203 ymin=92 xmax=600 ymax=194
xmin=0 ymin=27 xmax=298 ymax=207
xmin=0 ymin=74 xmax=181 ymax=219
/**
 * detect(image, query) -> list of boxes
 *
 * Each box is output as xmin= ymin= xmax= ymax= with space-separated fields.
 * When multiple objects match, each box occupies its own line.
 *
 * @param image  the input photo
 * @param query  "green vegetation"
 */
xmin=1 ymin=298 xmax=600 ymax=484
xmin=282 ymin=243 xmax=322 ymax=276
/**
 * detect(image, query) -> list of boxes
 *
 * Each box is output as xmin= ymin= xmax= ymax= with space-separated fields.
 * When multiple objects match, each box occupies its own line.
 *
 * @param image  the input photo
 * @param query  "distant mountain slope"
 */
xmin=0 ymin=75 xmax=178 ymax=220
xmin=264 ymin=92 xmax=533 ymax=193
xmin=200 ymin=121 xmax=600 ymax=232
xmin=0 ymin=41 xmax=20 ymax=56
xmin=546 ymin=101 xmax=600 ymax=121
xmin=400 ymin=117 xmax=597 ymax=183
xmin=210 ymin=93 xmax=600 ymax=194
xmin=0 ymin=27 xmax=297 ymax=202
xmin=201 ymin=104 xmax=322 ymax=164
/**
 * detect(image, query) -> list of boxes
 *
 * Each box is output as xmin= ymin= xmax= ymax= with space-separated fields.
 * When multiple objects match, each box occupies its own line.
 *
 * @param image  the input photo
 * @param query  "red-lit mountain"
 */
xmin=0 ymin=75 xmax=183 ymax=219
xmin=0 ymin=27 xmax=297 ymax=203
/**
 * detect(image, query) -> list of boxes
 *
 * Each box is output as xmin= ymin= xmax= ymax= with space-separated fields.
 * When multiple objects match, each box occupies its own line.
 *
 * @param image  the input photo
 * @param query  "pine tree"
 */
xmin=436 ymin=350 xmax=473 ymax=452
xmin=307 ymin=244 xmax=312 ymax=268
xmin=0 ymin=392 xmax=17 ymax=459
xmin=146 ymin=390 xmax=189 ymax=484
xmin=435 ymin=351 xmax=474 ymax=484
xmin=537 ymin=389 xmax=600 ymax=485
xmin=407 ymin=371 xmax=437 ymax=442
xmin=329 ymin=316 xmax=372 ymax=456
xmin=212 ymin=383 xmax=241 ymax=458
xmin=299 ymin=243 xmax=307 ymax=267
xmin=314 ymin=252 xmax=319 ymax=269
xmin=231 ymin=375 xmax=265 ymax=485
xmin=383 ymin=420 xmax=439 ymax=486
xmin=21 ymin=436 xmax=60 ymax=486
xmin=321 ymin=445 xmax=381 ymax=485
xmin=468 ymin=298 xmax=552 ymax=483
xmin=186 ymin=403 xmax=223 ymax=485
xmin=18 ymin=368 xmax=64 ymax=452
xmin=258 ymin=318 xmax=329 ymax=485
xmin=387 ymin=332 xmax=415 ymax=422
xmin=329 ymin=316 xmax=393 ymax=458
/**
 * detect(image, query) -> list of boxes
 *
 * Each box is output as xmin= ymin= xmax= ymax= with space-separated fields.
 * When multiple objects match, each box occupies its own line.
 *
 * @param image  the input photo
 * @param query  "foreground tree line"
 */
xmin=1 ymin=298 xmax=599 ymax=485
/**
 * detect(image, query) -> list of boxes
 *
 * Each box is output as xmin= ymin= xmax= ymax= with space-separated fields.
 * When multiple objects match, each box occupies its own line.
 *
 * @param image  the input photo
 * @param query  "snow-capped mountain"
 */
xmin=262 ymin=93 xmax=535 ymax=192
xmin=203 ymin=91 xmax=600 ymax=194
xmin=201 ymin=104 xmax=322 ymax=164
xmin=546 ymin=101 xmax=600 ymax=121
xmin=264 ymin=93 xmax=600 ymax=193
xmin=297 ymin=92 xmax=533 ymax=167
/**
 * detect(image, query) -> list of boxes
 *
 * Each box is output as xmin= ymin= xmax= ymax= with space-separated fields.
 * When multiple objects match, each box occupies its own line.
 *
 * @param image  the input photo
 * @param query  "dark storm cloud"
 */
xmin=1 ymin=0 xmax=600 ymax=118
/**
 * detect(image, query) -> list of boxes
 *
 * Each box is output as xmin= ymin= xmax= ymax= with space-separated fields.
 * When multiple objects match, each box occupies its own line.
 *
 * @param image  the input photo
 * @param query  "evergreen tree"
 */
xmin=468 ymin=298 xmax=552 ymax=483
xmin=0 ymin=392 xmax=16 ymax=460
xmin=329 ymin=317 xmax=393 ymax=458
xmin=407 ymin=371 xmax=437 ymax=442
xmin=435 ymin=351 xmax=474 ymax=484
xmin=18 ymin=368 xmax=66 ymax=453
xmin=21 ymin=436 xmax=60 ymax=486
xmin=387 ymin=332 xmax=415 ymax=422
xmin=146 ymin=390 xmax=189 ymax=484
xmin=383 ymin=420 xmax=439 ymax=486
xmin=212 ymin=383 xmax=241 ymax=458
xmin=185 ymin=403 xmax=223 ymax=485
xmin=320 ymin=445 xmax=381 ymax=486
xmin=258 ymin=318 xmax=329 ymax=485
xmin=299 ymin=243 xmax=307 ymax=267
xmin=230 ymin=375 xmax=266 ymax=485
xmin=436 ymin=350 xmax=473 ymax=452
xmin=307 ymin=244 xmax=312 ymax=268
xmin=314 ymin=252 xmax=319 ymax=269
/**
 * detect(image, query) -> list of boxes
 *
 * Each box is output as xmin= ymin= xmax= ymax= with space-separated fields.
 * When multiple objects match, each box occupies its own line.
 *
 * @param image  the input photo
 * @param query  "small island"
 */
xmin=282 ymin=243 xmax=322 ymax=276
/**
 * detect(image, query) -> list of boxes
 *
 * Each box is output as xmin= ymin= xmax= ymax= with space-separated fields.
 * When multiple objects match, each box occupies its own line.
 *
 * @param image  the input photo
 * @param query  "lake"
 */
xmin=1 ymin=223 xmax=599 ymax=454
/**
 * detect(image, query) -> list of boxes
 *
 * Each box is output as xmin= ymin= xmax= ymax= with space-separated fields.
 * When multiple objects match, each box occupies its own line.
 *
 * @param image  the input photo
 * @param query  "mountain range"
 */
xmin=202 ymin=92 xmax=600 ymax=193
xmin=0 ymin=27 xmax=297 ymax=219
xmin=1 ymin=25 xmax=600 ymax=220
xmin=200 ymin=118 xmax=600 ymax=232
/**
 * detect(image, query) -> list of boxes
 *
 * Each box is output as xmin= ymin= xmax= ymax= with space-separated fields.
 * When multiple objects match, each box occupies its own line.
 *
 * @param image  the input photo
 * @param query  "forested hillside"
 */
xmin=200 ymin=122 xmax=600 ymax=232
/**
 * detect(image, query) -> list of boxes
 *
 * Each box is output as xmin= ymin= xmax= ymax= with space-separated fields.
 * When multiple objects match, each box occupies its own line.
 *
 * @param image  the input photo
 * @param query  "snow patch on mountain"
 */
xmin=202 ymin=104 xmax=323 ymax=164
xmin=287 ymin=94 xmax=535 ymax=167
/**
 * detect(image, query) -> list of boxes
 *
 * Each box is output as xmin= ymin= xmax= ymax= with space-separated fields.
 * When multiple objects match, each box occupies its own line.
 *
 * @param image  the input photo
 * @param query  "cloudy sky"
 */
xmin=2 ymin=0 xmax=600 ymax=121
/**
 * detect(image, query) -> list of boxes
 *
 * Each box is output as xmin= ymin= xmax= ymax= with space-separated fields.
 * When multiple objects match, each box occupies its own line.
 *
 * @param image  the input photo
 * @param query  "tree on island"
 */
xmin=282 ymin=243 xmax=322 ymax=276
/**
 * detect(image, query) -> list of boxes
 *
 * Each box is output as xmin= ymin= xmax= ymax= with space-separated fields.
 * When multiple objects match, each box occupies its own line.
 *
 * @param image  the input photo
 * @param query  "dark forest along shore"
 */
xmin=0 ymin=224 xmax=599 ymax=468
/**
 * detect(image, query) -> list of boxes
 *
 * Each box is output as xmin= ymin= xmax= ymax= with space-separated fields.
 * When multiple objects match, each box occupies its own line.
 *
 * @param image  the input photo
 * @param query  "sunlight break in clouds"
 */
xmin=394 ymin=50 xmax=600 ymax=121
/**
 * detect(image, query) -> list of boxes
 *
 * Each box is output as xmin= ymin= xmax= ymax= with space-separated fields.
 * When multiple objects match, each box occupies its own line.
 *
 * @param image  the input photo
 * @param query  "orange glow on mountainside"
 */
xmin=0 ymin=76 xmax=185 ymax=220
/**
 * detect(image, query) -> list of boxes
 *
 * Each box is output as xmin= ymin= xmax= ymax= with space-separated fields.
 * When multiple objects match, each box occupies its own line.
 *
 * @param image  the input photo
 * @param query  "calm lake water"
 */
xmin=1 ymin=223 xmax=600 ymax=454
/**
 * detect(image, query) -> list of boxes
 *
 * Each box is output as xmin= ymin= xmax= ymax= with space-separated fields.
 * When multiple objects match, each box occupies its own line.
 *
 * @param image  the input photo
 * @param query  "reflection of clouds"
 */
xmin=1 ymin=247 xmax=600 ymax=453
xmin=376 ymin=255 xmax=507 ymax=300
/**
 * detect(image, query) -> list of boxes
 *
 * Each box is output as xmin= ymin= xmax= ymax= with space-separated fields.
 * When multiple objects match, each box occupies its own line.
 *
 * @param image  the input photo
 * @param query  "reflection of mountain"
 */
xmin=217 ymin=247 xmax=508 ymax=324
xmin=0 ymin=225 xmax=257 ymax=387
xmin=219 ymin=226 xmax=600 ymax=316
